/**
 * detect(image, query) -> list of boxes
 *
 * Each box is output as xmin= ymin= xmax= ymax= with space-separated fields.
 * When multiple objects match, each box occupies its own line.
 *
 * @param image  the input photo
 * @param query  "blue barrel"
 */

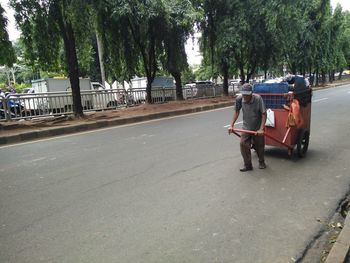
xmin=253 ymin=83 xmax=289 ymax=109
xmin=253 ymin=82 xmax=289 ymax=93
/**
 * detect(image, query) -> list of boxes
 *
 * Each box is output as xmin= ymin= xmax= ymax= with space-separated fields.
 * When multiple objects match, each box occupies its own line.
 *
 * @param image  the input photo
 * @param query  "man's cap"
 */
xmin=241 ymin=83 xmax=253 ymax=95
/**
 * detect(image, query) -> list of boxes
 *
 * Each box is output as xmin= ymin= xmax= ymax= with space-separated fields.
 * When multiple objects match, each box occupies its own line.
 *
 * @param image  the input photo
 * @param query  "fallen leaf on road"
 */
xmin=329 ymin=235 xmax=338 ymax=243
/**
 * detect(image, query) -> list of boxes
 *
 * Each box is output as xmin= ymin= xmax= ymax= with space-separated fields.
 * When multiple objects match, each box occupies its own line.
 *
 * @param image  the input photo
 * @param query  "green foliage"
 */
xmin=194 ymin=62 xmax=217 ymax=80
xmin=6 ymin=0 xmax=350 ymax=95
xmin=340 ymin=11 xmax=350 ymax=68
xmin=97 ymin=0 xmax=181 ymax=102
xmin=94 ymin=0 xmax=141 ymax=83
xmin=0 ymin=80 xmax=29 ymax=93
xmin=0 ymin=4 xmax=16 ymax=66
xmin=195 ymin=0 xmax=350 ymax=85
xmin=10 ymin=0 xmax=94 ymax=74
xmin=10 ymin=0 xmax=60 ymax=70
xmin=9 ymin=0 xmax=99 ymax=116
xmin=13 ymin=82 xmax=31 ymax=93
xmin=182 ymin=67 xmax=196 ymax=83
xmin=161 ymin=0 xmax=197 ymax=99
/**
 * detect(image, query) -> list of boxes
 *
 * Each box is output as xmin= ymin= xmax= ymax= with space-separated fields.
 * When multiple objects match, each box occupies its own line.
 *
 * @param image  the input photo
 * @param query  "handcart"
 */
xmin=230 ymin=83 xmax=312 ymax=157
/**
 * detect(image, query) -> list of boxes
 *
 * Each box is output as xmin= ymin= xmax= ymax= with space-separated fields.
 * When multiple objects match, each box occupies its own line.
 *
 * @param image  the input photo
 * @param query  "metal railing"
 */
xmin=0 ymin=84 xmax=235 ymax=121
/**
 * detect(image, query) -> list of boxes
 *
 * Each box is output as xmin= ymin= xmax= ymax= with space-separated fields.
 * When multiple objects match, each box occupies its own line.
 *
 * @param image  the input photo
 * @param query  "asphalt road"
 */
xmin=1 ymin=84 xmax=350 ymax=263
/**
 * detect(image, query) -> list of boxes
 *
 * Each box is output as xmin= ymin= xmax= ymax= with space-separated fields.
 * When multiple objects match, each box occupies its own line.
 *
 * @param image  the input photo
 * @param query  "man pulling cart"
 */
xmin=229 ymin=76 xmax=312 ymax=171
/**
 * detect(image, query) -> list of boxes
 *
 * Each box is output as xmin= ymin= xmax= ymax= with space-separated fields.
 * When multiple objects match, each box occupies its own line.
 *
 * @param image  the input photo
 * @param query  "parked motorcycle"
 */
xmin=0 ymin=93 xmax=24 ymax=120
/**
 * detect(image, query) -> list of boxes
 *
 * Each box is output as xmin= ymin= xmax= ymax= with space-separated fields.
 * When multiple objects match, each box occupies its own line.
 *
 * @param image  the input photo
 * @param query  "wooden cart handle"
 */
xmin=228 ymin=128 xmax=258 ymax=137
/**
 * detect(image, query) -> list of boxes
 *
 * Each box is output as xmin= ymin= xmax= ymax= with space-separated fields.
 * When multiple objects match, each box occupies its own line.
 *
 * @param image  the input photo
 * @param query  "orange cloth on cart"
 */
xmin=286 ymin=112 xmax=296 ymax=127
xmin=285 ymin=99 xmax=303 ymax=128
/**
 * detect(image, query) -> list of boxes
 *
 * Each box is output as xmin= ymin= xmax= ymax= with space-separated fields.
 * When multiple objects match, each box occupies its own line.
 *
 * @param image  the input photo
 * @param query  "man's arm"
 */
xmin=256 ymin=112 xmax=267 ymax=135
xmin=229 ymin=110 xmax=240 ymax=133
xmin=229 ymin=96 xmax=242 ymax=133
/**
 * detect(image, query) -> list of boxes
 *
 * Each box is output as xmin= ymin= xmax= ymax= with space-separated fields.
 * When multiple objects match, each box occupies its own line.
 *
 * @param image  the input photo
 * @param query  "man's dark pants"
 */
xmin=240 ymin=133 xmax=265 ymax=168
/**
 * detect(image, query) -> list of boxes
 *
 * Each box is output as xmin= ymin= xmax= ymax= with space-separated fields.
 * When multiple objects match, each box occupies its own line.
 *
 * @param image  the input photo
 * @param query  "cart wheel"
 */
xmin=297 ymin=129 xmax=310 ymax=158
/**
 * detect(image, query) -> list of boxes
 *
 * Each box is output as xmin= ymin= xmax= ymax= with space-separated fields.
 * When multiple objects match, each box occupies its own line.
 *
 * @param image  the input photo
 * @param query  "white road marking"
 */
xmin=313 ymin=98 xmax=328 ymax=102
xmin=224 ymin=121 xmax=243 ymax=128
xmin=30 ymin=157 xmax=46 ymax=162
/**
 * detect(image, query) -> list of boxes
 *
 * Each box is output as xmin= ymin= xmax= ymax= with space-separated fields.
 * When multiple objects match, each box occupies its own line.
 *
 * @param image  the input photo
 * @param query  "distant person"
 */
xmin=283 ymin=92 xmax=304 ymax=128
xmin=7 ymin=86 xmax=16 ymax=94
xmin=283 ymin=74 xmax=312 ymax=106
xmin=283 ymin=74 xmax=309 ymax=93
xmin=309 ymin=74 xmax=314 ymax=86
xmin=229 ymin=83 xmax=267 ymax=172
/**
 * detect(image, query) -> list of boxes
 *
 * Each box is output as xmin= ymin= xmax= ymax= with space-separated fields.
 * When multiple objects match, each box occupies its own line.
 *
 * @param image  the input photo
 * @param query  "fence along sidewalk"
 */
xmin=0 ymin=84 xmax=232 ymax=121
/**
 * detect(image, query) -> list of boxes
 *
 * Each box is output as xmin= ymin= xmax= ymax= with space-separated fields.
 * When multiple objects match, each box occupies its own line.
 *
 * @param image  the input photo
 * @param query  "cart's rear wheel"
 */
xmin=297 ymin=129 xmax=310 ymax=158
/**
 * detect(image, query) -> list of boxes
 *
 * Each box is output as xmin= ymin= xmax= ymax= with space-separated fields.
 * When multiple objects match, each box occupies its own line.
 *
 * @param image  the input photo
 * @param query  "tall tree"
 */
xmin=125 ymin=0 xmax=168 ymax=103
xmin=341 ymin=11 xmax=350 ymax=71
xmin=331 ymin=5 xmax=349 ymax=80
xmin=96 ymin=0 xmax=168 ymax=103
xmin=94 ymin=0 xmax=140 ymax=85
xmin=198 ymin=0 xmax=284 ymax=89
xmin=10 ymin=0 xmax=94 ymax=117
xmin=195 ymin=0 xmax=232 ymax=93
xmin=162 ymin=0 xmax=196 ymax=100
xmin=0 ymin=4 xmax=15 ymax=67
xmin=312 ymin=0 xmax=332 ymax=85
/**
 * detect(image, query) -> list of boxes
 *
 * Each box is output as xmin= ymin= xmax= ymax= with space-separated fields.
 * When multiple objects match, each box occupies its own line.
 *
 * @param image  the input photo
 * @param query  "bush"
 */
xmin=13 ymin=83 xmax=31 ymax=93
xmin=0 ymin=83 xmax=6 ymax=90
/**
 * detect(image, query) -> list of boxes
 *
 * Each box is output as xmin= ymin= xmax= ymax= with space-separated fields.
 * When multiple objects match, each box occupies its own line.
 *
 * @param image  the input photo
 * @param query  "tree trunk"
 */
xmin=322 ymin=72 xmax=326 ymax=85
xmin=5 ymin=69 xmax=10 ymax=86
xmin=96 ymin=31 xmax=106 ymax=87
xmin=239 ymin=64 xmax=245 ymax=83
xmin=328 ymin=71 xmax=333 ymax=83
xmin=172 ymin=71 xmax=183 ymax=101
xmin=339 ymin=68 xmax=343 ymax=80
xmin=309 ymin=71 xmax=314 ymax=87
xmin=143 ymin=27 xmax=157 ymax=104
xmin=11 ymin=69 xmax=16 ymax=84
xmin=246 ymin=73 xmax=251 ymax=83
xmin=222 ymin=62 xmax=229 ymax=96
xmin=57 ymin=10 xmax=83 ymax=117
xmin=146 ymin=76 xmax=154 ymax=104
xmin=66 ymin=23 xmax=83 ymax=117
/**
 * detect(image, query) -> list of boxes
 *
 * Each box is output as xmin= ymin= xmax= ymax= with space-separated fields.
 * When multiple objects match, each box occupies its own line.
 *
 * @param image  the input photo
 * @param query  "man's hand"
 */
xmin=228 ymin=125 xmax=234 ymax=134
xmin=256 ymin=129 xmax=264 ymax=136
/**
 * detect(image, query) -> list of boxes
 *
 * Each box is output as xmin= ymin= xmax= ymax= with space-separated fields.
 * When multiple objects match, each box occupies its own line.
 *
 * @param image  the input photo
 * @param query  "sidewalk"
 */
xmin=325 ymin=211 xmax=350 ymax=263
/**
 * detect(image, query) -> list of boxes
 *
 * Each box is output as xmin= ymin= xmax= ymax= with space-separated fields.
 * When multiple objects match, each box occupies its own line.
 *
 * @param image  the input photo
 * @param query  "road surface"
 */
xmin=1 ymin=85 xmax=350 ymax=263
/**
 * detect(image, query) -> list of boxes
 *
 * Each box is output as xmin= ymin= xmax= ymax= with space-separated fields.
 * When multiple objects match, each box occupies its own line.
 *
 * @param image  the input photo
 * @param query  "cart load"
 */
xmin=253 ymin=83 xmax=289 ymax=109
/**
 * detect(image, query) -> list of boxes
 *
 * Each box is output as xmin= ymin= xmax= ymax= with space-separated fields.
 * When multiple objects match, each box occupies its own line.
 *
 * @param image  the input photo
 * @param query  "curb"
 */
xmin=0 ymin=101 xmax=233 ymax=146
xmin=312 ymin=81 xmax=350 ymax=91
xmin=325 ymin=214 xmax=350 ymax=263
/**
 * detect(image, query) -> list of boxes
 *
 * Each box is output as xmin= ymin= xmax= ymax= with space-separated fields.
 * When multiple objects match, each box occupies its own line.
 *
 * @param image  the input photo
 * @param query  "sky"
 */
xmin=1 ymin=0 xmax=20 ymax=41
xmin=1 ymin=0 xmax=350 ymax=66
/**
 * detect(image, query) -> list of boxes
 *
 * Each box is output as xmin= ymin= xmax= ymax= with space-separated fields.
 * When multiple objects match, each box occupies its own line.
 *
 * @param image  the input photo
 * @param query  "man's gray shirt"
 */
xmin=235 ymin=94 xmax=266 ymax=131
